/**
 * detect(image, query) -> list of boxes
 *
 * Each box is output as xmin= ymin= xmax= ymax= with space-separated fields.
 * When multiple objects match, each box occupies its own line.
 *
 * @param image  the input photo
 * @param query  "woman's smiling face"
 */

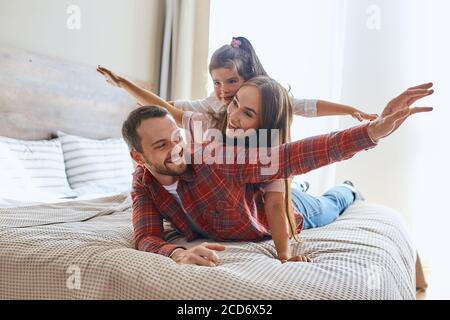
xmin=226 ymin=85 xmax=261 ymax=137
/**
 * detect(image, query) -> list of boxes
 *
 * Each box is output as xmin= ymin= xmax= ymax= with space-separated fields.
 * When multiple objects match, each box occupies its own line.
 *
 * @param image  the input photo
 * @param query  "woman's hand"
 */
xmin=279 ymin=255 xmax=313 ymax=263
xmin=351 ymin=110 xmax=379 ymax=122
xmin=367 ymin=83 xmax=434 ymax=142
xmin=96 ymin=65 xmax=122 ymax=87
xmin=381 ymin=83 xmax=434 ymax=118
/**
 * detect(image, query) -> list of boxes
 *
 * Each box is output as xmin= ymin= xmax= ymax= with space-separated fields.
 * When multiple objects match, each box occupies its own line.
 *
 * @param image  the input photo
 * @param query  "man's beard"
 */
xmin=152 ymin=162 xmax=187 ymax=176
xmin=144 ymin=156 xmax=187 ymax=177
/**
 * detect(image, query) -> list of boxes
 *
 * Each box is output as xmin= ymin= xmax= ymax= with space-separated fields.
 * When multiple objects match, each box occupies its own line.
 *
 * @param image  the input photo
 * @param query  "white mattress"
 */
xmin=0 ymin=194 xmax=417 ymax=299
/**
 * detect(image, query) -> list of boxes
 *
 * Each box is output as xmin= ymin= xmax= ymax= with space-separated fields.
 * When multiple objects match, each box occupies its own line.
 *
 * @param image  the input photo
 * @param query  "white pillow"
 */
xmin=57 ymin=131 xmax=133 ymax=195
xmin=0 ymin=136 xmax=75 ymax=199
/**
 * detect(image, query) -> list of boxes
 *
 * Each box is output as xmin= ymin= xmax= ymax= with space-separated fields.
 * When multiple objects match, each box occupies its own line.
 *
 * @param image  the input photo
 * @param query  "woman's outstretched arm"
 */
xmin=97 ymin=65 xmax=183 ymax=125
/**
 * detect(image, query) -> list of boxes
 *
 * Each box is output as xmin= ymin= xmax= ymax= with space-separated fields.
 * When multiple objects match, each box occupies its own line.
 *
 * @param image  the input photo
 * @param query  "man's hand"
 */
xmin=367 ymin=83 xmax=434 ymax=142
xmin=96 ymin=65 xmax=122 ymax=87
xmin=171 ymin=242 xmax=226 ymax=267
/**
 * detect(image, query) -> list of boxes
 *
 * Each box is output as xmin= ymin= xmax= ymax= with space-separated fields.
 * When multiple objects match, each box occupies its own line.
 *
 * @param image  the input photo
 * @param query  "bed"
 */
xmin=0 ymin=45 xmax=426 ymax=300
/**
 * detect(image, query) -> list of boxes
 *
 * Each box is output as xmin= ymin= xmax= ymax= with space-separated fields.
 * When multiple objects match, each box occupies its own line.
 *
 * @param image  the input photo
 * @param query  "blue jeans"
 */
xmin=291 ymin=182 xmax=355 ymax=229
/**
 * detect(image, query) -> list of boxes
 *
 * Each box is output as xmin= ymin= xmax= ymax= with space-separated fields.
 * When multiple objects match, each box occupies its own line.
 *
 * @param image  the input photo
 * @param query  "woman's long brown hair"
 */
xmin=211 ymin=76 xmax=299 ymax=240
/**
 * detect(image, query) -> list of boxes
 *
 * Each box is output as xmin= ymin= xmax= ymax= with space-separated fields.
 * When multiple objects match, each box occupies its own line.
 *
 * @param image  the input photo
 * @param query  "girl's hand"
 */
xmin=96 ymin=65 xmax=122 ymax=88
xmin=280 ymin=255 xmax=313 ymax=263
xmin=351 ymin=110 xmax=379 ymax=122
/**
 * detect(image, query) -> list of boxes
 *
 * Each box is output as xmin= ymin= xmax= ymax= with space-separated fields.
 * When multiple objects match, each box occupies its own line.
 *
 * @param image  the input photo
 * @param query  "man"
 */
xmin=124 ymin=83 xmax=433 ymax=267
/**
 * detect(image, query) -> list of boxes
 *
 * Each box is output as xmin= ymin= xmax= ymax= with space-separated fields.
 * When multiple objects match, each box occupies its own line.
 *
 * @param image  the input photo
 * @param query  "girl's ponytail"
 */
xmin=209 ymin=36 xmax=268 ymax=80
xmin=232 ymin=37 xmax=268 ymax=78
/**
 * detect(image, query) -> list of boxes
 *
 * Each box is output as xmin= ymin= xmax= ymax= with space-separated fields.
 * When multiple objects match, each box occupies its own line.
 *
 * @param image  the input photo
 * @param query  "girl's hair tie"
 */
xmin=231 ymin=38 xmax=242 ymax=48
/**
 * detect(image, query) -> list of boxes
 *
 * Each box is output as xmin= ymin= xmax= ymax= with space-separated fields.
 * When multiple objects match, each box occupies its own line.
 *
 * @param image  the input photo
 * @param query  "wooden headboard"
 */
xmin=0 ymin=45 xmax=153 ymax=140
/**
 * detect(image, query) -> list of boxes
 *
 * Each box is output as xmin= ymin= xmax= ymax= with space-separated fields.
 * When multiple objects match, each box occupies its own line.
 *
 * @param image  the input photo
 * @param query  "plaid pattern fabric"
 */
xmin=132 ymin=124 xmax=377 ymax=257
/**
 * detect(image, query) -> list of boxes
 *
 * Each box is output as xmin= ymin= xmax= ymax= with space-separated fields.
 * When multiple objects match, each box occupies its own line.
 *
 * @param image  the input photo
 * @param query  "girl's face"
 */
xmin=226 ymin=85 xmax=261 ymax=137
xmin=210 ymin=67 xmax=245 ymax=105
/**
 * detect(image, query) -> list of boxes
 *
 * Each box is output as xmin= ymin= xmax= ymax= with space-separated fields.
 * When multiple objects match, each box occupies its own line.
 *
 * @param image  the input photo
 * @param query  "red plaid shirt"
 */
xmin=131 ymin=124 xmax=377 ymax=257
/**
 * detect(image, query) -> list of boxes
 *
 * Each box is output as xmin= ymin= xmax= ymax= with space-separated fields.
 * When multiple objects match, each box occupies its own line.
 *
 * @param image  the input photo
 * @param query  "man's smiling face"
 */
xmin=133 ymin=115 xmax=187 ymax=178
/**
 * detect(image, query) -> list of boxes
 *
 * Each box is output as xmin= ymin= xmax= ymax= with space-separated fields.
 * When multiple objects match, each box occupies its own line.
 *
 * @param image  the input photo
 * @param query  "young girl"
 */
xmin=97 ymin=37 xmax=377 ymax=125
xmin=174 ymin=37 xmax=377 ymax=122
xmin=96 ymin=37 xmax=370 ymax=262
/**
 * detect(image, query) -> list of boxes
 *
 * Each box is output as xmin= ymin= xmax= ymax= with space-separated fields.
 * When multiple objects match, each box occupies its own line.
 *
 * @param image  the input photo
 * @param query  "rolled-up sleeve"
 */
xmin=292 ymin=98 xmax=318 ymax=117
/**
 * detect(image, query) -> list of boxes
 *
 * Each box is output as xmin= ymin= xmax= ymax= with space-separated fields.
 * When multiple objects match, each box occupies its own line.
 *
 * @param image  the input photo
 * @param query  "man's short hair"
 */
xmin=122 ymin=105 xmax=169 ymax=152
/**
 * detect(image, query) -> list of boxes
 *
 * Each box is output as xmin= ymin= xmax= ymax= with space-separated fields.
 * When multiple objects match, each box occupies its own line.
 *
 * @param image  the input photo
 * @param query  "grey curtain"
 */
xmin=159 ymin=0 xmax=210 ymax=101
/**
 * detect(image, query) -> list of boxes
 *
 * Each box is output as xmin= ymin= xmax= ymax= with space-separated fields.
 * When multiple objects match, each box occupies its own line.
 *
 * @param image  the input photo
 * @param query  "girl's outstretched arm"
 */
xmin=96 ymin=65 xmax=183 ymax=125
xmin=292 ymin=98 xmax=378 ymax=121
xmin=316 ymin=100 xmax=379 ymax=121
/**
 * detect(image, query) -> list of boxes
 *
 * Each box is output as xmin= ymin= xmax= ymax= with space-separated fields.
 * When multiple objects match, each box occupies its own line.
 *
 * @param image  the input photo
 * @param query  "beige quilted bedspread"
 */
xmin=0 ymin=194 xmax=417 ymax=299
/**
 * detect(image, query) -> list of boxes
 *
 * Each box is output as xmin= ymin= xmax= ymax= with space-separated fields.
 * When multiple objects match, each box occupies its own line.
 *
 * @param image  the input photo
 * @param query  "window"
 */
xmin=208 ymin=0 xmax=348 ymax=194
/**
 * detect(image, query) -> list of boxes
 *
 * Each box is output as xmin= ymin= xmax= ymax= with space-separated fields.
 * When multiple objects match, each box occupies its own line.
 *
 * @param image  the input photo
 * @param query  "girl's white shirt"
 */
xmin=174 ymin=93 xmax=318 ymax=117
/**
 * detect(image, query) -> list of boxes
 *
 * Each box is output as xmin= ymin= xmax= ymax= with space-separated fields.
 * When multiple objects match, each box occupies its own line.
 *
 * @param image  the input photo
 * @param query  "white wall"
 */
xmin=336 ymin=0 xmax=450 ymax=278
xmin=0 ymin=0 xmax=164 ymax=86
xmin=337 ymin=0 xmax=449 ymax=221
xmin=336 ymin=0 xmax=420 ymax=226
